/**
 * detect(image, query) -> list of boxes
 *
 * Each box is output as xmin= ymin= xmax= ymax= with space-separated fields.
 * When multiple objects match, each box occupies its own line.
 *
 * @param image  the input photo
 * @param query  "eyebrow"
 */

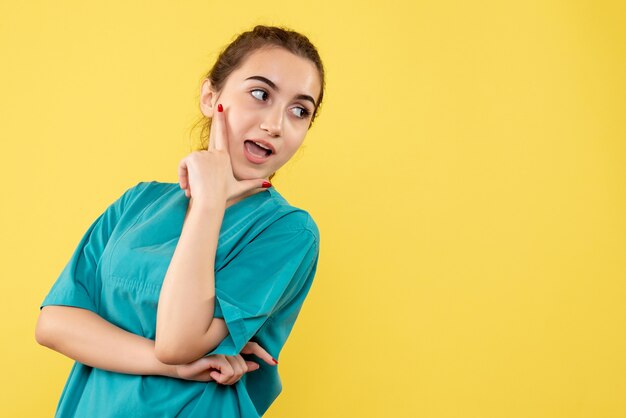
xmin=245 ymin=75 xmax=317 ymax=107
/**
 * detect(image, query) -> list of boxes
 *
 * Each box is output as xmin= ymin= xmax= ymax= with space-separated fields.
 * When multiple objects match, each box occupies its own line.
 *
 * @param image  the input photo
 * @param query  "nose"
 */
xmin=260 ymin=106 xmax=283 ymax=137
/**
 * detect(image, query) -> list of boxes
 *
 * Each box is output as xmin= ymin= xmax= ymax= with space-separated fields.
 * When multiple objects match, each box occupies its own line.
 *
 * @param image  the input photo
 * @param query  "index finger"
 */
xmin=209 ymin=103 xmax=228 ymax=152
xmin=242 ymin=341 xmax=278 ymax=366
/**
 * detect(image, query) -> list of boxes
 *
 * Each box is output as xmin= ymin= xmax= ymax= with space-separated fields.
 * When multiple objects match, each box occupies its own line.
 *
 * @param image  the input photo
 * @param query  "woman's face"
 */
xmin=200 ymin=47 xmax=321 ymax=182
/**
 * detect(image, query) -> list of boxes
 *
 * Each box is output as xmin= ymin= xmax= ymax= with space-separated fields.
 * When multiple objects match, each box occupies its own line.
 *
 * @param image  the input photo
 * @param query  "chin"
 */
xmin=233 ymin=166 xmax=269 ymax=181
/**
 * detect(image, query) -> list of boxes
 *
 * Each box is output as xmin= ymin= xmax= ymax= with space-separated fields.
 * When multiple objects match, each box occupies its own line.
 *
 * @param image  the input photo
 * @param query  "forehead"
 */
xmin=228 ymin=47 xmax=321 ymax=100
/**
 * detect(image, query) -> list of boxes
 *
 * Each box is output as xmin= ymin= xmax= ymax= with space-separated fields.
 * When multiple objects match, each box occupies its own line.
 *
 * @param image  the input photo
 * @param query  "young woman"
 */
xmin=36 ymin=25 xmax=325 ymax=417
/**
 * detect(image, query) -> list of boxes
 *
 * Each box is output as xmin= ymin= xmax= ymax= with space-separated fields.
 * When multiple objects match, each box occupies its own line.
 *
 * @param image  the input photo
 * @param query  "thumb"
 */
xmin=245 ymin=361 xmax=261 ymax=372
xmin=210 ymin=370 xmax=222 ymax=383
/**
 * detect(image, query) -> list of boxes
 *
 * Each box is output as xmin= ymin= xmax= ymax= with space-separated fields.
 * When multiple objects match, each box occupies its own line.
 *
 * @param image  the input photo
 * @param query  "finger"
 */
xmin=232 ymin=355 xmax=248 ymax=382
xmin=204 ymin=355 xmax=231 ymax=385
xmin=207 ymin=117 xmax=215 ymax=151
xmin=178 ymin=157 xmax=189 ymax=191
xmin=245 ymin=361 xmax=260 ymax=372
xmin=243 ymin=341 xmax=278 ymax=366
xmin=210 ymin=103 xmax=228 ymax=152
xmin=207 ymin=92 xmax=221 ymax=151
xmin=229 ymin=353 xmax=246 ymax=370
xmin=214 ymin=357 xmax=236 ymax=385
xmin=210 ymin=370 xmax=222 ymax=382
xmin=234 ymin=354 xmax=249 ymax=374
xmin=223 ymin=355 xmax=244 ymax=385
xmin=235 ymin=178 xmax=272 ymax=198
xmin=212 ymin=365 xmax=234 ymax=385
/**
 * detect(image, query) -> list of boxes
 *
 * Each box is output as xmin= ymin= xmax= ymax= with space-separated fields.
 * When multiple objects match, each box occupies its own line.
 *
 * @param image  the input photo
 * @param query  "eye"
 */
xmin=250 ymin=89 xmax=269 ymax=101
xmin=291 ymin=106 xmax=311 ymax=119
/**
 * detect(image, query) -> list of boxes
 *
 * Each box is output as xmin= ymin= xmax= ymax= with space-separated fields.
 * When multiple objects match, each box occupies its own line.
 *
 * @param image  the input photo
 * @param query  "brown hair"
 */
xmin=190 ymin=25 xmax=326 ymax=182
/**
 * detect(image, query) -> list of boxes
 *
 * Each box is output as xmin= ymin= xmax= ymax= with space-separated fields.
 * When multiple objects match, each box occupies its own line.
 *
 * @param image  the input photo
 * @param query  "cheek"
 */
xmin=226 ymin=112 xmax=256 ymax=139
xmin=281 ymin=141 xmax=305 ymax=162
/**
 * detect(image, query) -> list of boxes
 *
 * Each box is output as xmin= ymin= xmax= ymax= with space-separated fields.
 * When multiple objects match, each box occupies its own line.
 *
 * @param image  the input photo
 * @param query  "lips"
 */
xmin=243 ymin=140 xmax=272 ymax=164
xmin=244 ymin=140 xmax=272 ymax=157
xmin=246 ymin=139 xmax=275 ymax=154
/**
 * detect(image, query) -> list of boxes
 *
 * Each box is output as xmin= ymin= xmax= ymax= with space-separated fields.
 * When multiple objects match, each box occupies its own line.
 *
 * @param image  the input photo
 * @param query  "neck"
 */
xmin=226 ymin=188 xmax=265 ymax=208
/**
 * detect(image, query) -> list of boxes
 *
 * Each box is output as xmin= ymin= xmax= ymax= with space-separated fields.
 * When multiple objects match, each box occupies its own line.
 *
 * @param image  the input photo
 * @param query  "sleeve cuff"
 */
xmin=40 ymin=289 xmax=98 ymax=313
xmin=204 ymin=291 xmax=268 ymax=357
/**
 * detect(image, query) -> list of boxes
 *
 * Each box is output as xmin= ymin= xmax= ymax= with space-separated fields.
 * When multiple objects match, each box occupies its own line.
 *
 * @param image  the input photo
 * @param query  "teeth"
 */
xmin=253 ymin=141 xmax=271 ymax=151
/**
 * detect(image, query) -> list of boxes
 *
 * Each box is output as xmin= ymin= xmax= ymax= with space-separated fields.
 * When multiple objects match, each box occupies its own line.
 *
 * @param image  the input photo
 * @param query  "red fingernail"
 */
xmin=262 ymin=181 xmax=272 ymax=188
xmin=217 ymin=103 xmax=223 ymax=112
xmin=272 ymin=357 xmax=278 ymax=364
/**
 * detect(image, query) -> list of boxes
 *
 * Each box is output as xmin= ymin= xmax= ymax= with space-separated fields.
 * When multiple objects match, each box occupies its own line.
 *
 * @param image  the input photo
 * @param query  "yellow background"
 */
xmin=1 ymin=0 xmax=625 ymax=417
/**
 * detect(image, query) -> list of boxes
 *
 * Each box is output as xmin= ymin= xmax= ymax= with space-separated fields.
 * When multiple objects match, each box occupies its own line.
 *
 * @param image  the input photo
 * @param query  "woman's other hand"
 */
xmin=177 ymin=104 xmax=270 ymax=209
xmin=173 ymin=341 xmax=277 ymax=384
xmin=239 ymin=341 xmax=278 ymax=366
xmin=174 ymin=354 xmax=256 ymax=384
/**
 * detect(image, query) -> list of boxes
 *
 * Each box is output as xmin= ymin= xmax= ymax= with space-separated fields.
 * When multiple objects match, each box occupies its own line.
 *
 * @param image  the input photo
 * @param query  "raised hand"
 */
xmin=178 ymin=103 xmax=271 ymax=209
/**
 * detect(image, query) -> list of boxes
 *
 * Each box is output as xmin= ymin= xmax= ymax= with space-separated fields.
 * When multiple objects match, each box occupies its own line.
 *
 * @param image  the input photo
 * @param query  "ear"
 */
xmin=200 ymin=78 xmax=218 ymax=118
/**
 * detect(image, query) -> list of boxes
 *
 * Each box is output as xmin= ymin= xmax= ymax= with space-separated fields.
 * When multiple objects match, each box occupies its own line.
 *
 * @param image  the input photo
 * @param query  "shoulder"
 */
xmin=273 ymin=210 xmax=319 ymax=242
xmin=263 ymin=189 xmax=320 ymax=247
xmin=114 ymin=180 xmax=178 ymax=213
xmin=125 ymin=180 xmax=176 ymax=197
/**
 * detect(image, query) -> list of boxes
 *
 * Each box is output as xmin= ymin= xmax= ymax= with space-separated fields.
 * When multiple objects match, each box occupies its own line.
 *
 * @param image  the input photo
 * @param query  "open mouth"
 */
xmin=244 ymin=140 xmax=272 ymax=157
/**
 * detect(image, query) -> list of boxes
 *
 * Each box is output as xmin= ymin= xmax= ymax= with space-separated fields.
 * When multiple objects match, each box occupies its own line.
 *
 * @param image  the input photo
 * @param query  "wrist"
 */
xmin=188 ymin=202 xmax=225 ymax=229
xmin=162 ymin=364 xmax=180 ymax=379
xmin=189 ymin=196 xmax=226 ymax=214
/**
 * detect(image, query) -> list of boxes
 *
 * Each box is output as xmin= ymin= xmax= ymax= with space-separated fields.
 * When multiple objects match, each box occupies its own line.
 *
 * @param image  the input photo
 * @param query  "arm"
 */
xmin=35 ymin=305 xmax=178 ymax=377
xmin=157 ymin=103 xmax=271 ymax=364
xmin=155 ymin=199 xmax=227 ymax=365
xmin=36 ymin=305 xmax=241 ymax=382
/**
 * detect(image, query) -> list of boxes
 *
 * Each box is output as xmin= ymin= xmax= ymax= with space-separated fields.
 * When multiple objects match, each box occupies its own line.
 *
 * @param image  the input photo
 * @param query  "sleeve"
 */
xmin=204 ymin=215 xmax=320 ymax=356
xmin=39 ymin=182 xmax=146 ymax=313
